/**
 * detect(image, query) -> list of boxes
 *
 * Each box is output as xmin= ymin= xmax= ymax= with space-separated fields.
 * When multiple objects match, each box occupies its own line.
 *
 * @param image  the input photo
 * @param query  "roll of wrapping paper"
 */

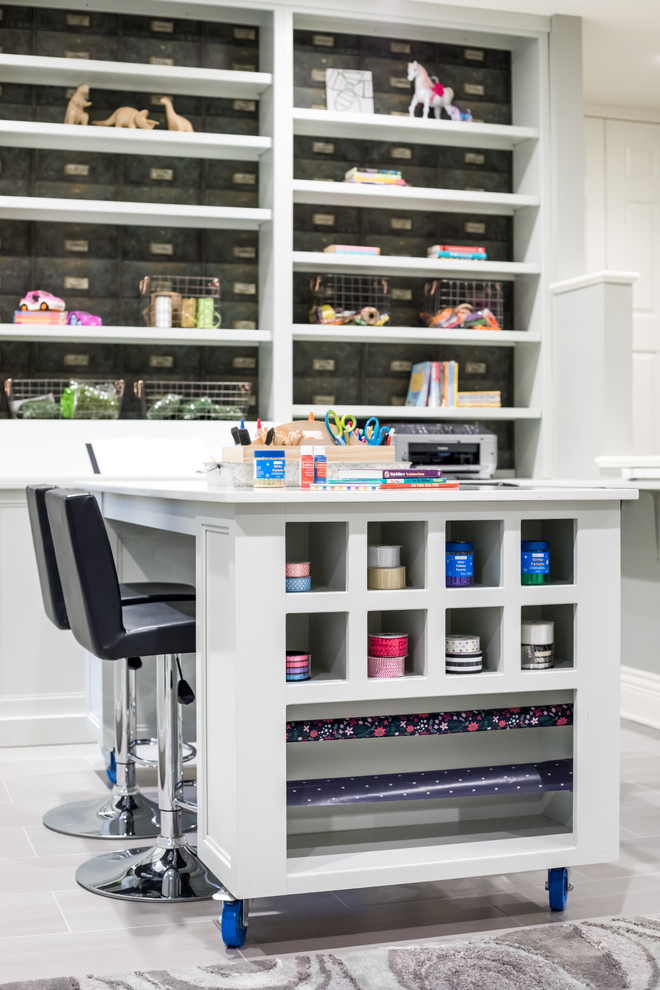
xmin=367 ymin=565 xmax=406 ymax=590
xmin=445 ymin=634 xmax=481 ymax=655
xmin=286 ymin=561 xmax=311 ymax=578
xmin=368 ymin=545 xmax=401 ymax=568
xmin=285 ymin=576 xmax=311 ymax=593
xmin=368 ymin=633 xmax=408 ymax=657
xmin=368 ymin=655 xmax=405 ymax=678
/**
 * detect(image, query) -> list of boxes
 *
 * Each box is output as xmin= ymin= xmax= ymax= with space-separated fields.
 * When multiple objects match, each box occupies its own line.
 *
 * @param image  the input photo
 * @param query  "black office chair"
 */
xmin=27 ymin=484 xmax=196 ymax=840
xmin=45 ymin=488 xmax=221 ymax=901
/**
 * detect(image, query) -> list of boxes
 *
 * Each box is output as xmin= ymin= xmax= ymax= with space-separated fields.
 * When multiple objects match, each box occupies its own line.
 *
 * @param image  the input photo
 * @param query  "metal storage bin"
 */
xmin=308 ymin=273 xmax=390 ymax=326
xmin=4 ymin=377 xmax=124 ymax=419
xmin=138 ymin=275 xmax=221 ymax=329
xmin=422 ymin=278 xmax=505 ymax=328
xmin=135 ymin=378 xmax=251 ymax=419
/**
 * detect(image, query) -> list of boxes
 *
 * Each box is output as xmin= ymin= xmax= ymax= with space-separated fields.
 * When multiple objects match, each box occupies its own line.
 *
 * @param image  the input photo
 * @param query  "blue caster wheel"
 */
xmin=221 ymin=900 xmax=247 ymax=947
xmin=105 ymin=751 xmax=117 ymax=785
xmin=547 ymin=867 xmax=569 ymax=910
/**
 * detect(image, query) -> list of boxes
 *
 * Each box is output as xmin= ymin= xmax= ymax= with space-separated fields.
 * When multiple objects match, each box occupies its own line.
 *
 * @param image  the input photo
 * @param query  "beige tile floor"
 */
xmin=1 ymin=719 xmax=659 ymax=983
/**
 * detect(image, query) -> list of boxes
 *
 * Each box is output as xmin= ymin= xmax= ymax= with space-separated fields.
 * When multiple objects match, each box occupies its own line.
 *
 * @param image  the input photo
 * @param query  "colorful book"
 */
xmin=383 ymin=468 xmax=447 ymax=479
xmin=380 ymin=481 xmax=460 ymax=490
xmin=14 ymin=311 xmax=68 ymax=325
xmin=405 ymin=361 xmax=432 ymax=406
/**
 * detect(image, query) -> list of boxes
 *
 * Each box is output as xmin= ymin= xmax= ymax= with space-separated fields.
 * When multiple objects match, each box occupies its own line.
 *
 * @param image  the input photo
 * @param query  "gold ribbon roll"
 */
xmin=367 ymin=565 xmax=406 ymax=590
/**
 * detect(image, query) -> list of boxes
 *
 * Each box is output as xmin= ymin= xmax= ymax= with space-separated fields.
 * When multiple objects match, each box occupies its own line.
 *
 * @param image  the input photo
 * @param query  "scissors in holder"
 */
xmin=325 ymin=409 xmax=358 ymax=445
xmin=364 ymin=416 xmax=389 ymax=445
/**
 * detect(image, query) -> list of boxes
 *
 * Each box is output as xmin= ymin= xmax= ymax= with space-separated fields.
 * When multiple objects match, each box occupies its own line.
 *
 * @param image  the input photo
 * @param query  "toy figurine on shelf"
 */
xmin=64 ymin=84 xmax=91 ymax=125
xmin=93 ymin=107 xmax=159 ymax=129
xmin=160 ymin=97 xmax=194 ymax=132
xmin=407 ymin=61 xmax=472 ymax=122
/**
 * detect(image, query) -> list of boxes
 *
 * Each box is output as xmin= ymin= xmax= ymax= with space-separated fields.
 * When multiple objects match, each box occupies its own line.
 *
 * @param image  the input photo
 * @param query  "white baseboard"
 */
xmin=0 ymin=714 xmax=90 ymax=748
xmin=621 ymin=665 xmax=660 ymax=730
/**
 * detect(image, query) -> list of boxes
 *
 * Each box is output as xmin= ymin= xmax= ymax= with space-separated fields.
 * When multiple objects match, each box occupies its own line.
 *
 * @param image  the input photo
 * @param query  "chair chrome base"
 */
xmin=43 ymin=790 xmax=161 ymax=839
xmin=75 ymin=836 xmax=222 ymax=901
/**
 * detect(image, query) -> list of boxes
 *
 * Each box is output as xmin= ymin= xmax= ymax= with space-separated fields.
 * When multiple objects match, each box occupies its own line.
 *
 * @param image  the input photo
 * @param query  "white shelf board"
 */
xmin=0 ymin=325 xmax=271 ymax=346
xmin=293 ymin=405 xmax=542 ymax=421
xmin=0 ymin=196 xmax=270 ymax=230
xmin=293 ymin=252 xmax=539 ymax=280
xmin=0 ymin=53 xmax=272 ymax=99
xmin=293 ymin=109 xmax=539 ymax=151
xmin=293 ymin=180 xmax=538 ymax=216
xmin=0 ymin=120 xmax=271 ymax=162
xmin=293 ymin=325 xmax=541 ymax=347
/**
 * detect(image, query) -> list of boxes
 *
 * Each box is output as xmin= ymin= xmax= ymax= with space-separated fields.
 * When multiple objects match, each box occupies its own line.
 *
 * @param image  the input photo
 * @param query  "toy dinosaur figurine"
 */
xmin=92 ymin=107 xmax=159 ymax=129
xmin=64 ymin=84 xmax=91 ymax=125
xmin=160 ymin=96 xmax=194 ymax=132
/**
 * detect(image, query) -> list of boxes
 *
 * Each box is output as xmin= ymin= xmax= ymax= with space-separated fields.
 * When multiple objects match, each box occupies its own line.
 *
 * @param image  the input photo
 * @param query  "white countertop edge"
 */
xmin=549 ymin=270 xmax=639 ymax=294
xmin=75 ymin=479 xmax=638 ymax=503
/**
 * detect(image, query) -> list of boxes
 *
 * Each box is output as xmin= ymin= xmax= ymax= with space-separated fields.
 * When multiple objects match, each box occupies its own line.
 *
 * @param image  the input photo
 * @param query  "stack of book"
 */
xmin=323 ymin=244 xmax=381 ymax=256
xmin=456 ymin=391 xmax=501 ymax=407
xmin=14 ymin=311 xmax=68 ymax=325
xmin=427 ymin=244 xmax=488 ymax=261
xmin=405 ymin=360 xmax=459 ymax=407
xmin=380 ymin=469 xmax=459 ymax=490
xmin=344 ymin=168 xmax=407 ymax=186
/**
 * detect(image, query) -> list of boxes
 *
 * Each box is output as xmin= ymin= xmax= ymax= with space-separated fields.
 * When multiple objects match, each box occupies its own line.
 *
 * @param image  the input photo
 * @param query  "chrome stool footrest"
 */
xmin=130 ymin=738 xmax=196 ymax=768
xmin=175 ymin=779 xmax=197 ymax=813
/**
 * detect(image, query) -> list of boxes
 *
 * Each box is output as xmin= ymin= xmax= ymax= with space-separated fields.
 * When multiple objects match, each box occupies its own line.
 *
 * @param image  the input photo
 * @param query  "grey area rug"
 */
xmin=4 ymin=915 xmax=660 ymax=990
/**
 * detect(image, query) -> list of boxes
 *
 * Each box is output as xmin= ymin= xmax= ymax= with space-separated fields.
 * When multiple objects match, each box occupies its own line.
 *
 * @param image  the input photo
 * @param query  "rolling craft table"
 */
xmin=82 ymin=479 xmax=635 ymax=947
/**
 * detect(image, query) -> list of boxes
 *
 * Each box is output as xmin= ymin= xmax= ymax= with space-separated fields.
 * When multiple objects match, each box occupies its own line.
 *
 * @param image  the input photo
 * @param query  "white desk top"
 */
xmin=79 ymin=478 xmax=637 ymax=504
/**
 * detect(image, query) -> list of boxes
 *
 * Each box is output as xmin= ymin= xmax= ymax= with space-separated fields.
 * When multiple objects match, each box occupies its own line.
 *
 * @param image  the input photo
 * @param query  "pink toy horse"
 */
xmin=407 ymin=61 xmax=471 ymax=122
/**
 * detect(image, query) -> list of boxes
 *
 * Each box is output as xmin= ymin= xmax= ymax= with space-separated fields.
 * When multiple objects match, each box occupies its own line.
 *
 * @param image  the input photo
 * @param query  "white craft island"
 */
xmin=83 ymin=479 xmax=634 ymax=946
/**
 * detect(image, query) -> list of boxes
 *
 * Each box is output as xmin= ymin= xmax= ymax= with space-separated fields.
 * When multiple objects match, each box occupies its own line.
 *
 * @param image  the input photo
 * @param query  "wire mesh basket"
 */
xmin=135 ymin=379 xmax=252 ymax=420
xmin=138 ymin=275 xmax=221 ymax=329
xmin=421 ymin=278 xmax=504 ymax=329
xmin=4 ymin=378 xmax=124 ymax=419
xmin=309 ymin=273 xmax=390 ymax=326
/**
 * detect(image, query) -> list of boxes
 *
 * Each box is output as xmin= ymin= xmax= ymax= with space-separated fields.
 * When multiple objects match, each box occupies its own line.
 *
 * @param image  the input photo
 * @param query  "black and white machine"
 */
xmin=392 ymin=423 xmax=497 ymax=479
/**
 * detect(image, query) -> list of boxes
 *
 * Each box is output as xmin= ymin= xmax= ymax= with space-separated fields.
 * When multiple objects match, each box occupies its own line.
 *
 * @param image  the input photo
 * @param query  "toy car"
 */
xmin=19 ymin=290 xmax=66 ymax=312
xmin=67 ymin=311 xmax=103 ymax=326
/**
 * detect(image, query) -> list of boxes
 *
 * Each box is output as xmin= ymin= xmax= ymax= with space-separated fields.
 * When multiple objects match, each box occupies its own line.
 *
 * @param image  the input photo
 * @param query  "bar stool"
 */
xmin=46 ymin=488 xmax=221 ymax=901
xmin=26 ymin=484 xmax=196 ymax=840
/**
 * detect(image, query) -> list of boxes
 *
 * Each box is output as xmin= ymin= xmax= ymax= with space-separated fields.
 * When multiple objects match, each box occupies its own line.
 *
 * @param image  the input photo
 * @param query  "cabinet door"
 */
xmin=605 ymin=120 xmax=660 ymax=453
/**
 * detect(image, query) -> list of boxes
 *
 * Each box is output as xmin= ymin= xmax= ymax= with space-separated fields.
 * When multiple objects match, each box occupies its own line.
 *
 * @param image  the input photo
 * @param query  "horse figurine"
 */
xmin=406 ymin=61 xmax=472 ymax=122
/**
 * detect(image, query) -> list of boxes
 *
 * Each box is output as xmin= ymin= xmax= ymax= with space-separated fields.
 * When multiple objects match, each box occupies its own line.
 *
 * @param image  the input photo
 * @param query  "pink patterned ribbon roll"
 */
xmin=286 ymin=562 xmax=311 ymax=578
xmin=368 ymin=656 xmax=405 ymax=678
xmin=368 ymin=633 xmax=408 ymax=657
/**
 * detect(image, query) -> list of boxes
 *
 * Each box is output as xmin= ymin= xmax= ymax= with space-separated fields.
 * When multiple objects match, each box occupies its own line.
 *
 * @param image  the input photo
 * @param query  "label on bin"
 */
xmin=446 ymin=553 xmax=473 ymax=578
xmin=254 ymin=455 xmax=285 ymax=480
xmin=521 ymin=551 xmax=549 ymax=574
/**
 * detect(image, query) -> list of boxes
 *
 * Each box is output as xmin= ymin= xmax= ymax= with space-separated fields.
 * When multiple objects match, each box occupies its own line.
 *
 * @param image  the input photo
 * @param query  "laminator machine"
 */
xmin=392 ymin=423 xmax=497 ymax=479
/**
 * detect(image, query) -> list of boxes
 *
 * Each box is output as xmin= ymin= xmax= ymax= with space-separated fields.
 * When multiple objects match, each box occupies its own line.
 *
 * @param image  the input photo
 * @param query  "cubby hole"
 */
xmin=285 ymin=521 xmax=347 ymax=593
xmin=521 ymin=603 xmax=576 ymax=671
xmin=367 ymin=609 xmax=427 ymax=677
xmin=286 ymin=612 xmax=348 ymax=683
xmin=445 ymin=606 xmax=503 ymax=674
xmin=446 ymin=519 xmax=502 ymax=588
xmin=366 ymin=520 xmax=427 ymax=590
xmin=286 ymin=694 xmax=574 ymax=859
xmin=521 ymin=518 xmax=575 ymax=585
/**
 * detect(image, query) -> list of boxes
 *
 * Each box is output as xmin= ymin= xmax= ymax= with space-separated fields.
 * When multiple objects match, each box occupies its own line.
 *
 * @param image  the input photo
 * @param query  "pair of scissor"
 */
xmin=364 ymin=416 xmax=389 ymax=445
xmin=325 ymin=409 xmax=357 ymax=445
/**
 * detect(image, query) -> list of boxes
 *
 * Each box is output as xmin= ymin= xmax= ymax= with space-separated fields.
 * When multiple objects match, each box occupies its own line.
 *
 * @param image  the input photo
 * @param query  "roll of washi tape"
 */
xmin=285 ymin=575 xmax=311 ymax=593
xmin=368 ymin=632 xmax=408 ymax=657
xmin=368 ymin=655 xmax=405 ymax=678
xmin=286 ymin=671 xmax=311 ymax=681
xmin=367 ymin=565 xmax=406 ymax=590
xmin=286 ymin=660 xmax=311 ymax=670
xmin=286 ymin=651 xmax=311 ymax=662
xmin=286 ymin=561 xmax=311 ymax=578
xmin=446 ymin=652 xmax=483 ymax=674
xmin=445 ymin=634 xmax=481 ymax=655
xmin=368 ymin=545 xmax=401 ymax=569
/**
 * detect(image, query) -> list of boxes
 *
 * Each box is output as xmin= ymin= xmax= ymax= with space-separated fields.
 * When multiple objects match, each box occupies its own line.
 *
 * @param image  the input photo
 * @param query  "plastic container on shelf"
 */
xmin=521 ymin=620 xmax=554 ymax=669
xmin=446 ymin=541 xmax=474 ymax=587
xmin=521 ymin=540 xmax=550 ymax=584
xmin=254 ymin=449 xmax=285 ymax=488
xmin=4 ymin=378 xmax=124 ymax=420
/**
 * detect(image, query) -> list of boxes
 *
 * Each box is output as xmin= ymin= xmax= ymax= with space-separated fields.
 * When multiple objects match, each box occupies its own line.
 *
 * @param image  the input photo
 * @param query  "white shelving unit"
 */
xmin=0 ymin=0 xmax=586 ymax=477
xmin=292 ymin=404 xmax=542 ymax=421
xmin=0 ymin=324 xmax=272 ymax=347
